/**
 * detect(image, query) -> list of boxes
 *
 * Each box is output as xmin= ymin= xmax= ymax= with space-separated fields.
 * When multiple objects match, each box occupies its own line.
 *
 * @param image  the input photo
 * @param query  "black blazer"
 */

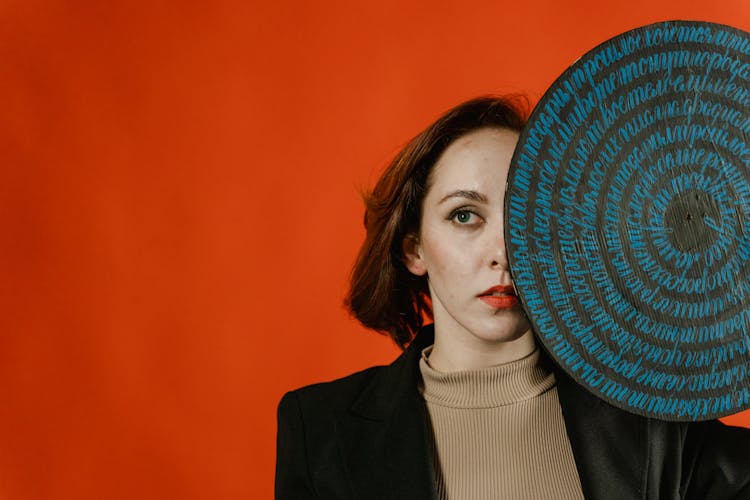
xmin=276 ymin=326 xmax=750 ymax=499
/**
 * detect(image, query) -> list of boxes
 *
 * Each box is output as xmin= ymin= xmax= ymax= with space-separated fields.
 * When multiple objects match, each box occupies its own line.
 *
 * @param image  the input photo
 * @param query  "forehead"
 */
xmin=426 ymin=128 xmax=519 ymax=193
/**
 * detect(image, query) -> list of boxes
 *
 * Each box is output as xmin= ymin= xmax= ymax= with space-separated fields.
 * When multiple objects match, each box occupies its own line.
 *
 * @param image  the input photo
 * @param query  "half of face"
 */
xmin=402 ymin=127 xmax=531 ymax=351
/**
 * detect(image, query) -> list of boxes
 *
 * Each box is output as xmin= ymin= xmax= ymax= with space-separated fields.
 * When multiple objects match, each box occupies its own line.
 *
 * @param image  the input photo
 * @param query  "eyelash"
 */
xmin=448 ymin=208 xmax=484 ymax=226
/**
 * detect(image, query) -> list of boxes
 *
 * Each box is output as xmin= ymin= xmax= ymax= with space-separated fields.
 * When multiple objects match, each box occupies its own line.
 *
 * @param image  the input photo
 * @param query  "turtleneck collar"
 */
xmin=418 ymin=346 xmax=555 ymax=409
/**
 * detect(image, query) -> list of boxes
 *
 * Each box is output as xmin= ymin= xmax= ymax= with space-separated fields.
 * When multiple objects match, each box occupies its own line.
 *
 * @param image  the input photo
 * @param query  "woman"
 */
xmin=276 ymin=96 xmax=750 ymax=499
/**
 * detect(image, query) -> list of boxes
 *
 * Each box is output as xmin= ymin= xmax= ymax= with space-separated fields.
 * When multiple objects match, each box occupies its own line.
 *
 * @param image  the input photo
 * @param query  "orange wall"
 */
xmin=2 ymin=1 xmax=749 ymax=498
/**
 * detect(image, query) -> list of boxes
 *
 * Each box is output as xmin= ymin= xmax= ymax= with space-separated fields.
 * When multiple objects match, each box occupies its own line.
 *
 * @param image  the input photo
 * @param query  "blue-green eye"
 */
xmin=456 ymin=211 xmax=472 ymax=223
xmin=450 ymin=209 xmax=480 ymax=225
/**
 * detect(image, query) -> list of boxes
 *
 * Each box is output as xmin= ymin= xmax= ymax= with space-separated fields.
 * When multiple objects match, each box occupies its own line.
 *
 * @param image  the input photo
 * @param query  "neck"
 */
xmin=427 ymin=329 xmax=536 ymax=372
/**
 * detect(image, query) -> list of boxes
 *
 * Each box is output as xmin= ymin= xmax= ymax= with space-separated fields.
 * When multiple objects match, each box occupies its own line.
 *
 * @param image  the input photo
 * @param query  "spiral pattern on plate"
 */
xmin=507 ymin=20 xmax=750 ymax=420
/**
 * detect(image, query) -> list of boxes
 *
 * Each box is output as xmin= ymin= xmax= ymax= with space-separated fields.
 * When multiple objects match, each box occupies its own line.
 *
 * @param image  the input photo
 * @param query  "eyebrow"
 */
xmin=438 ymin=190 xmax=488 ymax=204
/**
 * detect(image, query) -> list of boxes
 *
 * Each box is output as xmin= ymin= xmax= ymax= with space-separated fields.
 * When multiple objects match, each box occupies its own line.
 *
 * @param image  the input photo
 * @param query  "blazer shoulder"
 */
xmin=280 ymin=364 xmax=389 ymax=413
xmin=276 ymin=367 xmax=390 ymax=500
xmin=279 ymin=328 xmax=431 ymax=421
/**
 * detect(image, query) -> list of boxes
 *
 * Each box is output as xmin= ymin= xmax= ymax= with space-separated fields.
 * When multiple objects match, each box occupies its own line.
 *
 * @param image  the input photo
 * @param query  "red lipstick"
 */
xmin=478 ymin=285 xmax=520 ymax=309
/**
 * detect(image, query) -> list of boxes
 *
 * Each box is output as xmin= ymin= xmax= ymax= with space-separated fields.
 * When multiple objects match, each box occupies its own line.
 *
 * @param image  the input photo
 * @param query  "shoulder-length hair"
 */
xmin=345 ymin=95 xmax=528 ymax=349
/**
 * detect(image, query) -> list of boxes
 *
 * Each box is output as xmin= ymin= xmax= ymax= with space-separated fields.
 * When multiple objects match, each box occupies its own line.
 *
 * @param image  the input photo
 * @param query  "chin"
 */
xmin=475 ymin=320 xmax=531 ymax=344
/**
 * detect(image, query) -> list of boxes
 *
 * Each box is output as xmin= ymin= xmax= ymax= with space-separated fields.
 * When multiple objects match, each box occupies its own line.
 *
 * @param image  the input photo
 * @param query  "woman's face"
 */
xmin=404 ymin=127 xmax=531 ymax=354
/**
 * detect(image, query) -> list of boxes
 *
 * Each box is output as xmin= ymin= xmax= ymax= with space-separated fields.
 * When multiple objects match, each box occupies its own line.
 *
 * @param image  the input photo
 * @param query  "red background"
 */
xmin=2 ymin=1 xmax=749 ymax=498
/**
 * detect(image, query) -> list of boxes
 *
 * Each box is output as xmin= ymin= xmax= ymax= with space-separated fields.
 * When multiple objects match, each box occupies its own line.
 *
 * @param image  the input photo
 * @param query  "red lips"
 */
xmin=478 ymin=285 xmax=520 ymax=309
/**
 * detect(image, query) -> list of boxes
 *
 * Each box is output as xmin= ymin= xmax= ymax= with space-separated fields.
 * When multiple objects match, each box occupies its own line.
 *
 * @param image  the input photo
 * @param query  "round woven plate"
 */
xmin=507 ymin=20 xmax=750 ymax=421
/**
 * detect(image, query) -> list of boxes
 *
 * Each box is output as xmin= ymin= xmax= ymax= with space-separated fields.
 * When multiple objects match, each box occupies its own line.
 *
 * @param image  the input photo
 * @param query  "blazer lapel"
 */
xmin=555 ymin=368 xmax=647 ymax=500
xmin=336 ymin=328 xmax=437 ymax=500
xmin=335 ymin=327 xmax=651 ymax=500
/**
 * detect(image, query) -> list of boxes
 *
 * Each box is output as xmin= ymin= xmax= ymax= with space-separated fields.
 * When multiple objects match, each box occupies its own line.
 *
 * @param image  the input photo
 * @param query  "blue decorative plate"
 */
xmin=507 ymin=20 xmax=750 ymax=420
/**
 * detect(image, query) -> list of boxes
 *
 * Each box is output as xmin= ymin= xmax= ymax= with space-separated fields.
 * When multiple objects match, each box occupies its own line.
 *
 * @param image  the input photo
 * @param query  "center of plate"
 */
xmin=663 ymin=190 xmax=722 ymax=252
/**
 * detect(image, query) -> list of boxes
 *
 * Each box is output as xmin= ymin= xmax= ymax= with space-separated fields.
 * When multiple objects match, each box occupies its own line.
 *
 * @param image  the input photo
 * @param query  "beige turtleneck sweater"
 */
xmin=418 ymin=347 xmax=585 ymax=500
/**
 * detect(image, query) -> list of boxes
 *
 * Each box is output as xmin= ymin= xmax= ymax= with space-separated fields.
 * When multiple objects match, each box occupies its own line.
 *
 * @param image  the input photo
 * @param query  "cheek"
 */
xmin=423 ymin=243 xmax=472 ymax=281
xmin=418 ymin=222 xmax=478 ymax=281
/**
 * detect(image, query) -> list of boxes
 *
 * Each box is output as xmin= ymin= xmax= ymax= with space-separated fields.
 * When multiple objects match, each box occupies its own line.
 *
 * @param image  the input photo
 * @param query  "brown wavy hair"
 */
xmin=345 ymin=95 xmax=529 ymax=349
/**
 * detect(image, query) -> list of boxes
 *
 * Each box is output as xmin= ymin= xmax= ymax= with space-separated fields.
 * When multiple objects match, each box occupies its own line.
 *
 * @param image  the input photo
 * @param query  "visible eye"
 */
xmin=449 ymin=209 xmax=483 ymax=226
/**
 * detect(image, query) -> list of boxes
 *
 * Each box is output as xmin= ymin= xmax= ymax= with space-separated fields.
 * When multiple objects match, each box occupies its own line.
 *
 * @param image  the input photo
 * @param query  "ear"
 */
xmin=402 ymin=234 xmax=427 ymax=276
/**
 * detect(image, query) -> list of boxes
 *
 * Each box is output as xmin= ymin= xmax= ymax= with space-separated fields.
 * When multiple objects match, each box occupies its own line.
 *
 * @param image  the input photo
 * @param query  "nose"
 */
xmin=490 ymin=245 xmax=509 ymax=270
xmin=489 ymin=226 xmax=510 ymax=271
